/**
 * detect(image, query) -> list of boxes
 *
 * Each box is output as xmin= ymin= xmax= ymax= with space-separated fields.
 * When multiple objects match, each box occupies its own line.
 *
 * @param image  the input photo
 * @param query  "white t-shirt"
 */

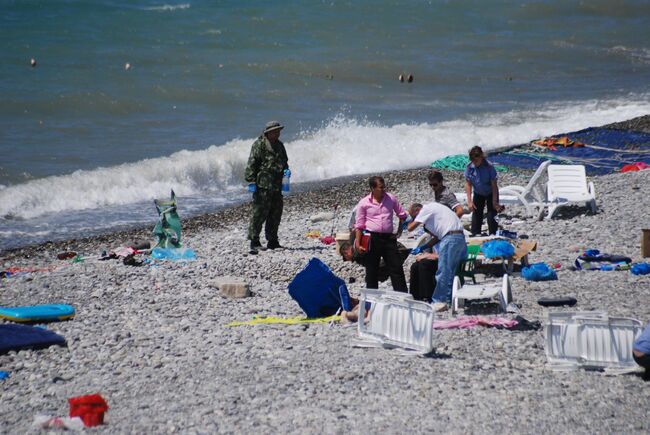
xmin=414 ymin=202 xmax=464 ymax=240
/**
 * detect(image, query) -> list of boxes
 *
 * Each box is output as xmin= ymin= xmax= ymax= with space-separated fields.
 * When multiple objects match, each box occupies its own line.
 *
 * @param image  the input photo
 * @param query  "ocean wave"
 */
xmin=607 ymin=45 xmax=650 ymax=64
xmin=1 ymin=95 xmax=649 ymax=220
xmin=144 ymin=3 xmax=190 ymax=11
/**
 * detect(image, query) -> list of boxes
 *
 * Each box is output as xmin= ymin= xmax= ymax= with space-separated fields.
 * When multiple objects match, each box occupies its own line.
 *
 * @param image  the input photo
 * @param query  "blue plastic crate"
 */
xmin=288 ymin=258 xmax=347 ymax=318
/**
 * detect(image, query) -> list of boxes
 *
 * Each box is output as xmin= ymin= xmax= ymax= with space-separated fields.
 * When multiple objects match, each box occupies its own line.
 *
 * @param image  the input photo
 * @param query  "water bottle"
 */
xmin=247 ymin=183 xmax=256 ymax=193
xmin=282 ymin=169 xmax=291 ymax=193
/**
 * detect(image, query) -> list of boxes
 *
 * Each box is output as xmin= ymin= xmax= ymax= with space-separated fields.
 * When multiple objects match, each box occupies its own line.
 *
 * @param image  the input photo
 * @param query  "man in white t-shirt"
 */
xmin=407 ymin=202 xmax=467 ymax=312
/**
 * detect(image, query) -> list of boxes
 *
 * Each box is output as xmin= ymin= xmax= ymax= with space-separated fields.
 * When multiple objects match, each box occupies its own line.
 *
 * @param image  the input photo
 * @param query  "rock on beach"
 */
xmin=1 ymin=119 xmax=649 ymax=433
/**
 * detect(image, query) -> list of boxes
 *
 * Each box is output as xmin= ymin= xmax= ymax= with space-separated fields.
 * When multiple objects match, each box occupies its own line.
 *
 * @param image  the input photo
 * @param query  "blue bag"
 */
xmin=480 ymin=240 xmax=515 ymax=259
xmin=522 ymin=263 xmax=558 ymax=281
xmin=631 ymin=263 xmax=650 ymax=275
xmin=151 ymin=247 xmax=196 ymax=261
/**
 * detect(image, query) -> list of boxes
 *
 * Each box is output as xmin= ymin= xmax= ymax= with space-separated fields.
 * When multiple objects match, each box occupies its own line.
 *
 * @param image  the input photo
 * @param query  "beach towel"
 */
xmin=433 ymin=316 xmax=518 ymax=329
xmin=574 ymin=249 xmax=632 ymax=271
xmin=226 ymin=314 xmax=341 ymax=327
xmin=0 ymin=324 xmax=66 ymax=354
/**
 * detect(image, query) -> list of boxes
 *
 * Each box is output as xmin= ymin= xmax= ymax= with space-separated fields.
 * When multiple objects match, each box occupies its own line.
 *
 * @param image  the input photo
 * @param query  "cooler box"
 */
xmin=288 ymin=258 xmax=346 ymax=318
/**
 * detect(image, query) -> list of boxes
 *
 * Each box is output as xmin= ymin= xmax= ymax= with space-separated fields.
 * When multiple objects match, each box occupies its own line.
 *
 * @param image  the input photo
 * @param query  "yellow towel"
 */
xmin=226 ymin=314 xmax=341 ymax=327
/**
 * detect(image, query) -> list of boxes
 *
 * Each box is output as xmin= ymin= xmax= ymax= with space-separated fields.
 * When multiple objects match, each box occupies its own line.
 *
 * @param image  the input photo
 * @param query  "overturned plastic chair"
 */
xmin=546 ymin=164 xmax=597 ymax=219
xmin=451 ymin=274 xmax=512 ymax=314
xmin=357 ymin=289 xmax=434 ymax=354
xmin=545 ymin=311 xmax=643 ymax=371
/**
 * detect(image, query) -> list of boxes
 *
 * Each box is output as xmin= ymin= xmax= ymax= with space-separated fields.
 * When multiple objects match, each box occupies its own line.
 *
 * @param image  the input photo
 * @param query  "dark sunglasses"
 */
xmin=429 ymin=182 xmax=440 ymax=187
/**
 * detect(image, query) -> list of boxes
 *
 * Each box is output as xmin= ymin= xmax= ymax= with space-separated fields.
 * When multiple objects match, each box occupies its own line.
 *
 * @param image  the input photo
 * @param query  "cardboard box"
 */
xmin=335 ymin=232 xmax=351 ymax=255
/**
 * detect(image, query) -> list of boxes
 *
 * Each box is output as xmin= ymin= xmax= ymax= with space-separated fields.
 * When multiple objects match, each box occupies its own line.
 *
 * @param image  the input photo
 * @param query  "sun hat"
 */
xmin=263 ymin=121 xmax=284 ymax=134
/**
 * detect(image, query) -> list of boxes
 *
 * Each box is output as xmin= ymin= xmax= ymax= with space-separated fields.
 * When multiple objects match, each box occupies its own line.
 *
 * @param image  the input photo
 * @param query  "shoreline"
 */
xmin=2 ymin=114 xmax=649 ymax=261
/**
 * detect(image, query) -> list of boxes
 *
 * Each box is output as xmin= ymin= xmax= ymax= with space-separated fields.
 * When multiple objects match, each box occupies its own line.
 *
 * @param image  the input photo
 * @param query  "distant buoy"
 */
xmin=125 ymin=63 xmax=131 ymax=70
xmin=398 ymin=74 xmax=404 ymax=82
xmin=30 ymin=58 xmax=37 ymax=68
xmin=407 ymin=74 xmax=414 ymax=83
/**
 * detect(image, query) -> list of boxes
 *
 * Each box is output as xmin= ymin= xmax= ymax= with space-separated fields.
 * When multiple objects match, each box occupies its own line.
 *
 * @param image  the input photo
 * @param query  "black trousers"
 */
xmin=365 ymin=233 xmax=407 ymax=291
xmin=409 ymin=258 xmax=438 ymax=301
xmin=634 ymin=353 xmax=650 ymax=370
xmin=471 ymin=192 xmax=498 ymax=236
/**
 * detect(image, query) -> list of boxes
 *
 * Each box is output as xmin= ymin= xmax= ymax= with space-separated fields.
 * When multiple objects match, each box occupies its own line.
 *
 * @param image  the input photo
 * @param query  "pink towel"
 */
xmin=433 ymin=316 xmax=518 ymax=329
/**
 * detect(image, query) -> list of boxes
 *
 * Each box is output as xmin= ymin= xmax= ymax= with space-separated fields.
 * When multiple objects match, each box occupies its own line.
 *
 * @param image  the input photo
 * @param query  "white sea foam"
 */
xmin=607 ymin=45 xmax=650 ymax=64
xmin=144 ymin=3 xmax=190 ymax=11
xmin=1 ymin=95 xmax=649 ymax=221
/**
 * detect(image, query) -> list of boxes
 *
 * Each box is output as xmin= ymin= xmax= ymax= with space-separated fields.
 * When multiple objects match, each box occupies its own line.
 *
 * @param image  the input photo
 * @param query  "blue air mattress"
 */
xmin=0 ymin=324 xmax=66 ymax=354
xmin=0 ymin=304 xmax=75 ymax=322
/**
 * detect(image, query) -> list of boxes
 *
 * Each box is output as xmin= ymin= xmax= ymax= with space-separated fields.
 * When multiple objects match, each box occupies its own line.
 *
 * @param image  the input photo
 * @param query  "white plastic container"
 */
xmin=358 ymin=289 xmax=434 ymax=353
xmin=544 ymin=311 xmax=643 ymax=370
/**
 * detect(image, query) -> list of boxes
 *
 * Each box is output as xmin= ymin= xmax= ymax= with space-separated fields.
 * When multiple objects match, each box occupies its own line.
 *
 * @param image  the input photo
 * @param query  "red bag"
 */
xmin=68 ymin=394 xmax=109 ymax=427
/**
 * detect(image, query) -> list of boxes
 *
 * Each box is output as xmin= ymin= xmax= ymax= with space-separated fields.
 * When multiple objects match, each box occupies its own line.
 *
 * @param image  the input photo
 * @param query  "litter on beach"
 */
xmin=68 ymin=394 xmax=109 ymax=427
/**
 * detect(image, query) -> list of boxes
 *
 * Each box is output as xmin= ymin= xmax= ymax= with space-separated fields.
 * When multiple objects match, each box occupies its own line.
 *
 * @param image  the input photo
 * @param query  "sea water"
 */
xmin=1 ymin=0 xmax=650 ymax=250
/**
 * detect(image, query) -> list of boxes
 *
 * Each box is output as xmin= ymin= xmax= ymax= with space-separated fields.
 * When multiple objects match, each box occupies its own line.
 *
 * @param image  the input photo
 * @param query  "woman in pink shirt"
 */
xmin=354 ymin=176 xmax=408 ymax=291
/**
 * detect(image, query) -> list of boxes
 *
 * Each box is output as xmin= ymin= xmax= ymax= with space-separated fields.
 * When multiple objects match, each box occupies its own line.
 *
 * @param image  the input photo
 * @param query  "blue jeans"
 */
xmin=432 ymin=234 xmax=467 ymax=304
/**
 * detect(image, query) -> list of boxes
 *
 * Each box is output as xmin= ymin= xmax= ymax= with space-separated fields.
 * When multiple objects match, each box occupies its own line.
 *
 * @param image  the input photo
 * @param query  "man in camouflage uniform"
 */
xmin=244 ymin=121 xmax=289 ymax=254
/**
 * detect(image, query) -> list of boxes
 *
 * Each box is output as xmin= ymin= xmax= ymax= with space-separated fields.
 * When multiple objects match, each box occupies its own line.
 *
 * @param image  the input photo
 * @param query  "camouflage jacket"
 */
xmin=244 ymin=135 xmax=289 ymax=191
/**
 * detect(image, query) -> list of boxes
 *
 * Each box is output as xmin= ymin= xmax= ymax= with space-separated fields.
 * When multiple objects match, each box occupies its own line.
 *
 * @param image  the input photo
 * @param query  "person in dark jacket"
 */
xmin=244 ymin=121 xmax=289 ymax=253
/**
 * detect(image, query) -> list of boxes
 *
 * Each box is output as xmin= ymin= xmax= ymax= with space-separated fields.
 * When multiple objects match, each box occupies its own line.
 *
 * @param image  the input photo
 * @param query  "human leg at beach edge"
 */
xmin=264 ymin=190 xmax=284 ymax=249
xmin=409 ymin=258 xmax=438 ymax=301
xmin=381 ymin=237 xmax=408 ymax=292
xmin=248 ymin=189 xmax=272 ymax=250
xmin=432 ymin=234 xmax=467 ymax=307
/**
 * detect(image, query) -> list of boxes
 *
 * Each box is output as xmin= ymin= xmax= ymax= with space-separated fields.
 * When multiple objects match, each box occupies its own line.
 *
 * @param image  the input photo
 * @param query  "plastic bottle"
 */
xmin=282 ymin=169 xmax=291 ymax=193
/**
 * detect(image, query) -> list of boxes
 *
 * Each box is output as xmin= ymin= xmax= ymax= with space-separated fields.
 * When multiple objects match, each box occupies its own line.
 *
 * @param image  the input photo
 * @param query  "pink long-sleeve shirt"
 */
xmin=354 ymin=192 xmax=407 ymax=234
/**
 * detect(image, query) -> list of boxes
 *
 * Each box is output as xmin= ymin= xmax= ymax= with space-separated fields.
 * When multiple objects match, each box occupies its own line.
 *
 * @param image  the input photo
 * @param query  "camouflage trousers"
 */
xmin=247 ymin=188 xmax=284 ymax=243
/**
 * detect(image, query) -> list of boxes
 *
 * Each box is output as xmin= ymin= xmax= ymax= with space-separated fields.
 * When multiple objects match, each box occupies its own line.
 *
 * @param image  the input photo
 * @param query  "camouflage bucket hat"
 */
xmin=263 ymin=121 xmax=284 ymax=134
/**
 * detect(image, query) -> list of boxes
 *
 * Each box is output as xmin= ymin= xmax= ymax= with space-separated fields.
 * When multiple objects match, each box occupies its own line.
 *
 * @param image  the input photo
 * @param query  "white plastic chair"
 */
xmin=545 ymin=311 xmax=643 ymax=371
xmin=456 ymin=160 xmax=552 ymax=219
xmin=357 ymin=289 xmax=434 ymax=353
xmin=451 ymin=274 xmax=512 ymax=314
xmin=546 ymin=164 xmax=597 ymax=219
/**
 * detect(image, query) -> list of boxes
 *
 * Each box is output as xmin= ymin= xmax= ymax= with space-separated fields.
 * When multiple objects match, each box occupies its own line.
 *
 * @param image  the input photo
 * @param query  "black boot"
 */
xmin=249 ymin=240 xmax=266 ymax=254
xmin=267 ymin=240 xmax=283 ymax=250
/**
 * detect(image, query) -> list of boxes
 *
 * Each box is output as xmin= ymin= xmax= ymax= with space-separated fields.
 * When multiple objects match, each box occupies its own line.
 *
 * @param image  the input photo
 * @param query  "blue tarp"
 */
xmin=489 ymin=127 xmax=650 ymax=175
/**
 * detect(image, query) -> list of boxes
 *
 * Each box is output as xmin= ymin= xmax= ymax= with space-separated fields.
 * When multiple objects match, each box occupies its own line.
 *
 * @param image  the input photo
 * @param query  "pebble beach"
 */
xmin=1 ymin=120 xmax=650 ymax=433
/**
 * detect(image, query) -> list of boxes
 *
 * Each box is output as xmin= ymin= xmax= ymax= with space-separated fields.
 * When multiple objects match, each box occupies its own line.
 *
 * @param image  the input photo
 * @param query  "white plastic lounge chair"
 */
xmin=455 ymin=160 xmax=552 ymax=219
xmin=357 ymin=289 xmax=435 ymax=353
xmin=545 ymin=311 xmax=643 ymax=371
xmin=451 ymin=274 xmax=512 ymax=314
xmin=546 ymin=164 xmax=597 ymax=219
